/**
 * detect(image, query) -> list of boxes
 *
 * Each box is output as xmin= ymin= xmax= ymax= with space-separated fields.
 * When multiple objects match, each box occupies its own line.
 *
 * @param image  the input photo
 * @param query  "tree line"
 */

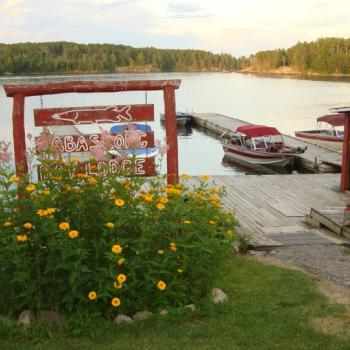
xmin=1 ymin=38 xmax=349 ymax=75
xmin=241 ymin=38 xmax=350 ymax=74
xmin=0 ymin=42 xmax=237 ymax=75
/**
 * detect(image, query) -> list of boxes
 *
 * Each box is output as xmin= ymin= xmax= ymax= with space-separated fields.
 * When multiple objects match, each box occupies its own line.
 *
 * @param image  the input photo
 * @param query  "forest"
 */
xmin=0 ymin=42 xmax=237 ymax=75
xmin=0 ymin=38 xmax=349 ymax=75
xmin=240 ymin=38 xmax=350 ymax=74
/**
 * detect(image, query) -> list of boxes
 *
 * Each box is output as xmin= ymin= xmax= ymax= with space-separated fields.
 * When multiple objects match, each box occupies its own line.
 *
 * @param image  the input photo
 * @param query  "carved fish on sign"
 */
xmin=52 ymin=105 xmax=132 ymax=125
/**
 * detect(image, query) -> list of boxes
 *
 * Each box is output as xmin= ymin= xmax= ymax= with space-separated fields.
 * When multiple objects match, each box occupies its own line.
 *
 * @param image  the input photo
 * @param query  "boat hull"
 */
xmin=295 ymin=131 xmax=343 ymax=151
xmin=222 ymin=144 xmax=295 ymax=167
xmin=160 ymin=113 xmax=191 ymax=126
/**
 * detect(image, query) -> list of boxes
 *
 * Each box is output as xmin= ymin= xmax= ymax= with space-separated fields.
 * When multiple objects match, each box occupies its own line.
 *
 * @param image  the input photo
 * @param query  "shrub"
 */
xmin=0 ymin=145 xmax=237 ymax=319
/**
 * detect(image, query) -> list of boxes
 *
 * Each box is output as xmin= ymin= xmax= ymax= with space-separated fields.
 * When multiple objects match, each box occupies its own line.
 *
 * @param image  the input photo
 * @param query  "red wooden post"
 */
xmin=163 ymin=85 xmax=179 ymax=185
xmin=12 ymin=94 xmax=28 ymax=176
xmin=340 ymin=111 xmax=350 ymax=192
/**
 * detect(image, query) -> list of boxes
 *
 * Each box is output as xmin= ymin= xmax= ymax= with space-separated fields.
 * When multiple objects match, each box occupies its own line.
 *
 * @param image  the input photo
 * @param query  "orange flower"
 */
xmin=183 ymin=220 xmax=191 ymax=225
xmin=105 ymin=222 xmax=115 ymax=229
xmin=117 ymin=274 xmax=127 ymax=283
xmin=114 ymin=198 xmax=125 ymax=207
xmin=68 ymin=230 xmax=79 ymax=239
xmin=111 ymin=297 xmax=121 ymax=307
xmin=169 ymin=242 xmax=177 ymax=252
xmin=23 ymin=222 xmax=33 ymax=229
xmin=25 ymin=184 xmax=36 ymax=192
xmin=112 ymin=244 xmax=122 ymax=254
xmin=88 ymin=291 xmax=97 ymax=300
xmin=157 ymin=280 xmax=167 ymax=291
xmin=3 ymin=221 xmax=12 ymax=227
xmin=117 ymin=258 xmax=125 ymax=266
xmin=156 ymin=203 xmax=165 ymax=210
xmin=17 ymin=234 xmax=28 ymax=242
xmin=59 ymin=222 xmax=70 ymax=231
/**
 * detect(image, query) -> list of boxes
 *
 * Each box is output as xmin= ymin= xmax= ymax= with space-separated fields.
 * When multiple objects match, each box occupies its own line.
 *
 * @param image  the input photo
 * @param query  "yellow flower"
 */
xmin=70 ymin=157 xmax=80 ymax=163
xmin=196 ymin=194 xmax=205 ymax=201
xmin=227 ymin=229 xmax=234 ymax=237
xmin=177 ymin=269 xmax=183 ymax=273
xmin=117 ymin=258 xmax=125 ymax=266
xmin=158 ymin=197 xmax=169 ymax=204
xmin=112 ymin=244 xmax=122 ymax=254
xmin=208 ymin=220 xmax=216 ymax=225
xmin=47 ymin=208 xmax=57 ymax=214
xmin=143 ymin=194 xmax=153 ymax=202
xmin=210 ymin=188 xmax=218 ymax=194
xmin=180 ymin=173 xmax=191 ymax=180
xmin=111 ymin=297 xmax=121 ymax=307
xmin=156 ymin=203 xmax=165 ymax=210
xmin=9 ymin=176 xmax=20 ymax=183
xmin=212 ymin=202 xmax=221 ymax=208
xmin=200 ymin=175 xmax=209 ymax=181
xmin=183 ymin=220 xmax=191 ymax=225
xmin=17 ymin=234 xmax=28 ymax=242
xmin=114 ymin=198 xmax=125 ymax=207
xmin=157 ymin=280 xmax=167 ymax=291
xmin=113 ymin=281 xmax=123 ymax=289
xmin=25 ymin=184 xmax=36 ymax=192
xmin=23 ymin=222 xmax=33 ymax=229
xmin=59 ymin=222 xmax=70 ymax=231
xmin=64 ymin=184 xmax=72 ymax=191
xmin=36 ymin=209 xmax=48 ymax=217
xmin=68 ymin=230 xmax=79 ymax=239
xmin=88 ymin=291 xmax=97 ymax=300
xmin=3 ymin=221 xmax=12 ymax=227
xmin=117 ymin=274 xmax=127 ymax=283
xmin=88 ymin=177 xmax=97 ymax=185
xmin=209 ymin=195 xmax=218 ymax=202
xmin=158 ymin=249 xmax=164 ymax=255
xmin=76 ymin=173 xmax=88 ymax=178
xmin=42 ymin=189 xmax=50 ymax=195
xmin=105 ymin=222 xmax=115 ymax=229
xmin=169 ymin=242 xmax=177 ymax=252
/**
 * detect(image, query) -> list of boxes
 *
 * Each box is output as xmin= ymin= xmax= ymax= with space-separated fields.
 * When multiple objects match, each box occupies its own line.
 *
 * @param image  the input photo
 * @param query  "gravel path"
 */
xmin=265 ymin=244 xmax=350 ymax=288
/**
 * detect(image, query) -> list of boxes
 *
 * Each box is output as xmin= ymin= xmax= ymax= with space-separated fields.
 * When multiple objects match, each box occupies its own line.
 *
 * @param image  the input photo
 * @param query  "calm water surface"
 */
xmin=1 ymin=72 xmax=350 ymax=175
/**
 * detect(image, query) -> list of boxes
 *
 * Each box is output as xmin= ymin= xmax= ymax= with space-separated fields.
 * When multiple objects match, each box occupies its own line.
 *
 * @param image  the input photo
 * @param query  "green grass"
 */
xmin=1 ymin=255 xmax=349 ymax=350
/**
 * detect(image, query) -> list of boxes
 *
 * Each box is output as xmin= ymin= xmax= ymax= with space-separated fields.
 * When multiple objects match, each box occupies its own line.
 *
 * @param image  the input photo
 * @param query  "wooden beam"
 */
xmin=4 ymin=80 xmax=181 ymax=97
xmin=340 ymin=111 xmax=350 ymax=192
xmin=163 ymin=85 xmax=179 ymax=185
xmin=12 ymin=94 xmax=28 ymax=176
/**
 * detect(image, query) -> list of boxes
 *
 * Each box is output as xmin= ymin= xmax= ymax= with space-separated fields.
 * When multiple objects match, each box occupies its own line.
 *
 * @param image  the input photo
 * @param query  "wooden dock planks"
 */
xmin=191 ymin=174 xmax=349 ymax=248
xmin=190 ymin=113 xmax=342 ymax=172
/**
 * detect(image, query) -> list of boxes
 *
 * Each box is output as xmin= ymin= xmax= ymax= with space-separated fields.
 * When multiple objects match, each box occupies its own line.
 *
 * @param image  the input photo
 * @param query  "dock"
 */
xmin=200 ymin=174 xmax=349 ymax=248
xmin=190 ymin=113 xmax=343 ymax=173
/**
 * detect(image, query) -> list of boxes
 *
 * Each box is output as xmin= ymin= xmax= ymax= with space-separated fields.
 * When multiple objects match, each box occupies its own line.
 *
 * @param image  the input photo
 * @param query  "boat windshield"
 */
xmin=250 ymin=135 xmax=284 ymax=150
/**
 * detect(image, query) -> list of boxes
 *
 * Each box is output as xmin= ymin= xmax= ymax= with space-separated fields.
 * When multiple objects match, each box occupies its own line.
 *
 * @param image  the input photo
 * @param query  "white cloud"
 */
xmin=0 ymin=0 xmax=349 ymax=55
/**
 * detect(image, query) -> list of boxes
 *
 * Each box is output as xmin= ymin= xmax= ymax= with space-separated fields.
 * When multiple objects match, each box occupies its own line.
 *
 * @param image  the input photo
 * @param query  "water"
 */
xmin=1 ymin=72 xmax=350 ymax=175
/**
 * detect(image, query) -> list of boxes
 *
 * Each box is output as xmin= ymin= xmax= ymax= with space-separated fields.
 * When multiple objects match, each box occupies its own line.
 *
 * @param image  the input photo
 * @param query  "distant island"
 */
xmin=0 ymin=38 xmax=349 ymax=76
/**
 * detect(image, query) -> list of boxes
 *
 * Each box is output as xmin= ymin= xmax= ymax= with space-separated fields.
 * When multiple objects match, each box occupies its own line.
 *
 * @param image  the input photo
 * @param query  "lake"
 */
xmin=1 ymin=72 xmax=350 ymax=175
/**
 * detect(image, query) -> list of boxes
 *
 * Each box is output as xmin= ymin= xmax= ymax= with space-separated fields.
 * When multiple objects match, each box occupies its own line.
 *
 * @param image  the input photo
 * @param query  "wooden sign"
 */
xmin=34 ymin=104 xmax=154 ymax=126
xmin=35 ymin=132 xmax=154 ymax=153
xmin=38 ymin=158 xmax=156 ymax=180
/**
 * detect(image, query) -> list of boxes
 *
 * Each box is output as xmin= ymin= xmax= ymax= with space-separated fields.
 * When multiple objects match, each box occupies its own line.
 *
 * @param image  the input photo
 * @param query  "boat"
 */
xmin=295 ymin=113 xmax=344 ymax=151
xmin=160 ymin=112 xmax=192 ymax=126
xmin=222 ymin=125 xmax=306 ymax=167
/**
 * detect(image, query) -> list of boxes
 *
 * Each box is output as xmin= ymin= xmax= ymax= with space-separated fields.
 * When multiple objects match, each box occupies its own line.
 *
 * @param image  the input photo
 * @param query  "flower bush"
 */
xmin=0 ymin=141 xmax=237 ymax=319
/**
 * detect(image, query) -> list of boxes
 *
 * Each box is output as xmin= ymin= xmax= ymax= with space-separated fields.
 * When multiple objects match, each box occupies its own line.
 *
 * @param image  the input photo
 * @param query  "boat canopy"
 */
xmin=317 ymin=113 xmax=345 ymax=127
xmin=236 ymin=125 xmax=281 ymax=137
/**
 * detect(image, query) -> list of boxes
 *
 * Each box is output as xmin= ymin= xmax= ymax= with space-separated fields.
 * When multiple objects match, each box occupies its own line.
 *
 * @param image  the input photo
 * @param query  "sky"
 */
xmin=1 ymin=0 xmax=350 ymax=56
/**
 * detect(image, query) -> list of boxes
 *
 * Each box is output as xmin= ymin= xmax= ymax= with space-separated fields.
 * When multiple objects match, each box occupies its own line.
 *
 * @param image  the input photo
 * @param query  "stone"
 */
xmin=17 ymin=310 xmax=35 ymax=327
xmin=211 ymin=288 xmax=228 ymax=304
xmin=38 ymin=310 xmax=65 ymax=329
xmin=184 ymin=304 xmax=196 ymax=311
xmin=132 ymin=311 xmax=153 ymax=321
xmin=113 ymin=314 xmax=134 ymax=324
xmin=159 ymin=309 xmax=168 ymax=316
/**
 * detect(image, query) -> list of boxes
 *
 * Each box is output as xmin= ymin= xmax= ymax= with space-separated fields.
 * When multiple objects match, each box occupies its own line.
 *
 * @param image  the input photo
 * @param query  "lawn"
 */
xmin=1 ymin=255 xmax=349 ymax=350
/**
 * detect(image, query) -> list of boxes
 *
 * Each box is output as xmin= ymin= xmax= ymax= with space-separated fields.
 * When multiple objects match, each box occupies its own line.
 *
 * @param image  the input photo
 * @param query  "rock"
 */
xmin=159 ymin=309 xmax=168 ymax=316
xmin=17 ymin=310 xmax=35 ymax=327
xmin=113 ymin=314 xmax=134 ymax=324
xmin=38 ymin=310 xmax=65 ymax=329
xmin=211 ymin=288 xmax=228 ymax=304
xmin=132 ymin=311 xmax=153 ymax=321
xmin=184 ymin=304 xmax=196 ymax=311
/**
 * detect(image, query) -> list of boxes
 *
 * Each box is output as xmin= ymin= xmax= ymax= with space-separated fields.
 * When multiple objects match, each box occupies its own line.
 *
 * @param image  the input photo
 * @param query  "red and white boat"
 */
xmin=222 ymin=125 xmax=305 ymax=167
xmin=295 ymin=113 xmax=344 ymax=151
